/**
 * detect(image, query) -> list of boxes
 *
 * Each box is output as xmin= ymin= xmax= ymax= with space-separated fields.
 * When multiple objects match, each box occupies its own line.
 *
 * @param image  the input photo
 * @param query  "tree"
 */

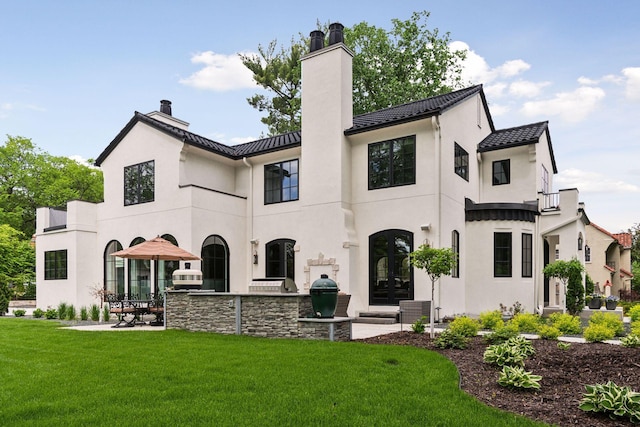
xmin=240 ymin=11 xmax=466 ymax=135
xmin=543 ymin=258 xmax=585 ymax=315
xmin=0 ymin=136 xmax=103 ymax=238
xmin=409 ymin=244 xmax=457 ymax=338
xmin=0 ymin=224 xmax=35 ymax=312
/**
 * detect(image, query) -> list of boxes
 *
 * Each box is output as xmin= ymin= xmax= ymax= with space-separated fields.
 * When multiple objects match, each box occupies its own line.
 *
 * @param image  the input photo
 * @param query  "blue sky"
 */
xmin=2 ymin=0 xmax=639 ymax=233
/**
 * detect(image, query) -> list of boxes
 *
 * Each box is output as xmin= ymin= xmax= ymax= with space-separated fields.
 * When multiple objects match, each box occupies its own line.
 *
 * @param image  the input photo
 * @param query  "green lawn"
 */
xmin=0 ymin=318 xmax=547 ymax=426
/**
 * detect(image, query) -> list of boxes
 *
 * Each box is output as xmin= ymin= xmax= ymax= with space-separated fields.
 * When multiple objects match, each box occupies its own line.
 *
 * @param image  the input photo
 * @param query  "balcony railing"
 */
xmin=541 ymin=192 xmax=560 ymax=210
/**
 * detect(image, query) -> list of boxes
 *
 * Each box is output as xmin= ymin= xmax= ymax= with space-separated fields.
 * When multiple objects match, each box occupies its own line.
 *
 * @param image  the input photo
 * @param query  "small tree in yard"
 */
xmin=410 ymin=244 xmax=457 ymax=338
xmin=543 ymin=258 xmax=584 ymax=315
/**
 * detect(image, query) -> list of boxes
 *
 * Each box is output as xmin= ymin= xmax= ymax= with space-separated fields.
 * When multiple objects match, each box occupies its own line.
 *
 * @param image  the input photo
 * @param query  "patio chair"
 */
xmin=148 ymin=293 xmax=164 ymax=326
xmin=107 ymin=294 xmax=136 ymax=328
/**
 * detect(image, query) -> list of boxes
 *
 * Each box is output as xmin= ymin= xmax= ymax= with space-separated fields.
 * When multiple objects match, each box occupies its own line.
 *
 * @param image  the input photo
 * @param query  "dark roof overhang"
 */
xmin=465 ymin=198 xmax=539 ymax=223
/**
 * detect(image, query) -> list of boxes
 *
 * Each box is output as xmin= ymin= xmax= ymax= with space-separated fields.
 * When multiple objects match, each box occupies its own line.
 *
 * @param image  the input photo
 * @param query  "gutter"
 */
xmin=243 ymin=157 xmax=254 ymax=285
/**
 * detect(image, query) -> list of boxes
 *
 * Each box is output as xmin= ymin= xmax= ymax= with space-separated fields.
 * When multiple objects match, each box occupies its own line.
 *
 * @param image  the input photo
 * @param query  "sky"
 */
xmin=1 ymin=0 xmax=639 ymax=233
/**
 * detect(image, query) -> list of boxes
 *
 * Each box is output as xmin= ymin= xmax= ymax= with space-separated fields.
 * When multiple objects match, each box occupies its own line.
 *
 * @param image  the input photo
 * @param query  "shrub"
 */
xmin=57 ymin=302 xmax=68 ymax=320
xmin=537 ymin=324 xmax=561 ymax=340
xmin=32 ymin=308 xmax=45 ymax=318
xmin=12 ymin=309 xmax=26 ymax=317
xmin=433 ymin=329 xmax=468 ymax=349
xmin=45 ymin=308 xmax=58 ymax=319
xmin=621 ymin=334 xmax=640 ymax=348
xmin=589 ymin=311 xmax=625 ymax=337
xmin=66 ymin=305 xmax=77 ymax=321
xmin=102 ymin=305 xmax=110 ymax=322
xmin=90 ymin=304 xmax=100 ymax=322
xmin=498 ymin=365 xmax=542 ymax=390
xmin=557 ymin=342 xmax=571 ymax=350
xmin=583 ymin=324 xmax=616 ymax=342
xmin=511 ymin=313 xmax=542 ymax=333
xmin=579 ymin=381 xmax=640 ymax=424
xmin=547 ymin=312 xmax=582 ymax=335
xmin=632 ymin=321 xmax=640 ymax=336
xmin=479 ymin=310 xmax=504 ymax=330
xmin=448 ymin=316 xmax=480 ymax=337
xmin=411 ymin=316 xmax=426 ymax=333
xmin=80 ymin=306 xmax=89 ymax=321
xmin=628 ymin=305 xmax=640 ymax=322
xmin=484 ymin=323 xmax=519 ymax=344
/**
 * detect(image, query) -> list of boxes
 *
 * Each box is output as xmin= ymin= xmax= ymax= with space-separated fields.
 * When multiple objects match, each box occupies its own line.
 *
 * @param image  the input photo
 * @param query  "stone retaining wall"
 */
xmin=165 ymin=291 xmax=352 ymax=341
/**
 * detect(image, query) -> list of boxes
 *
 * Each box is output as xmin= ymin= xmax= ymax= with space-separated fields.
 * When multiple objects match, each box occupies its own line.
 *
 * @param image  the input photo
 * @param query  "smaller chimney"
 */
xmin=328 ymin=23 xmax=344 ymax=45
xmin=309 ymin=30 xmax=325 ymax=52
xmin=160 ymin=100 xmax=172 ymax=116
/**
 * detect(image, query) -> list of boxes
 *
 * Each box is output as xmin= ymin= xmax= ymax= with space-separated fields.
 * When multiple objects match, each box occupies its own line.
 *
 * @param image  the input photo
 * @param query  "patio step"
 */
xmin=353 ymin=311 xmax=399 ymax=324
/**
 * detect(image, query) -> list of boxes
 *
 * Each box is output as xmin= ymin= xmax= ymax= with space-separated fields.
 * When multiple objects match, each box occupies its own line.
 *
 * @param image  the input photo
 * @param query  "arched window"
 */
xmin=128 ymin=237 xmax=151 ymax=298
xmin=104 ymin=240 xmax=124 ymax=298
xmin=157 ymin=234 xmax=180 ymax=293
xmin=201 ymin=235 xmax=229 ymax=292
xmin=452 ymin=230 xmax=460 ymax=278
xmin=266 ymin=239 xmax=295 ymax=280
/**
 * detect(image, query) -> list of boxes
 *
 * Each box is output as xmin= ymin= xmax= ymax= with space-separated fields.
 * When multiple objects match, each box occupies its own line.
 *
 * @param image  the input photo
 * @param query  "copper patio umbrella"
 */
xmin=111 ymin=236 xmax=201 ymax=295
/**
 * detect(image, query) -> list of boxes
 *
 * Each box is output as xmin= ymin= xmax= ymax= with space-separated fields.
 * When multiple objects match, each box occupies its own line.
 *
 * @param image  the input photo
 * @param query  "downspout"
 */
xmin=431 ymin=115 xmax=442 ymax=311
xmin=242 ymin=157 xmax=254 ymax=286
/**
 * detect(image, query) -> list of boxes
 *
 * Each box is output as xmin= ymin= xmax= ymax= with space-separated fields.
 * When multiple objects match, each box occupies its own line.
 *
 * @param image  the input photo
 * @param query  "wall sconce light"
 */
xmin=578 ymin=236 xmax=583 ymax=250
xmin=253 ymin=251 xmax=258 ymax=264
xmin=420 ymin=223 xmax=431 ymax=231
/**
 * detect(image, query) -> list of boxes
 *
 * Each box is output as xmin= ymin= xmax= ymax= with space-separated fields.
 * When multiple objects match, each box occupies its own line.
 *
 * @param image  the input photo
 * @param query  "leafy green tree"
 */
xmin=0 ymin=136 xmax=103 ymax=238
xmin=410 ymin=244 xmax=457 ymax=337
xmin=543 ymin=258 xmax=585 ymax=315
xmin=0 ymin=224 xmax=35 ymax=310
xmin=240 ymin=11 xmax=466 ymax=135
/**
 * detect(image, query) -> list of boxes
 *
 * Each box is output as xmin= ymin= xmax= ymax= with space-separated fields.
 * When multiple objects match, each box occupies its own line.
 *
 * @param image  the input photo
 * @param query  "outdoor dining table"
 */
xmin=110 ymin=298 xmax=151 ymax=328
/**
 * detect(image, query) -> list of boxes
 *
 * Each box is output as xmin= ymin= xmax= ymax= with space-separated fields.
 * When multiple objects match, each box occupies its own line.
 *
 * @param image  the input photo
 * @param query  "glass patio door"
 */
xmin=369 ymin=230 xmax=413 ymax=305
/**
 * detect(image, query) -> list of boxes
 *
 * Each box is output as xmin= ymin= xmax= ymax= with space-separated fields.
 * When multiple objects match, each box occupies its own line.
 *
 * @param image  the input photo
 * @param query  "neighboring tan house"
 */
xmin=35 ymin=23 xmax=589 ymax=318
xmin=585 ymin=223 xmax=634 ymax=297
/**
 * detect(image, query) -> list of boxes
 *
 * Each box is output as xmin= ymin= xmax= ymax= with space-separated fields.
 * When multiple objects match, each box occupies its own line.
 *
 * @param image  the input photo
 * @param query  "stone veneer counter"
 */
xmin=165 ymin=290 xmax=352 ymax=341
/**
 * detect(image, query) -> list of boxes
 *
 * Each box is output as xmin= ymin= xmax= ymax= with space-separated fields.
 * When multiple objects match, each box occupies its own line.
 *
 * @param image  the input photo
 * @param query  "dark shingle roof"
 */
xmin=95 ymin=85 xmax=492 ymax=166
xmin=345 ymin=85 xmax=493 ymax=135
xmin=478 ymin=121 xmax=557 ymax=173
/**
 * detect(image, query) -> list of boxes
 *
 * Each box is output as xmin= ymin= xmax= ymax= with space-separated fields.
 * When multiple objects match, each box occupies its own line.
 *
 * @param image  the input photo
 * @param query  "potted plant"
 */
xmin=605 ymin=295 xmax=619 ymax=310
xmin=588 ymin=293 xmax=603 ymax=309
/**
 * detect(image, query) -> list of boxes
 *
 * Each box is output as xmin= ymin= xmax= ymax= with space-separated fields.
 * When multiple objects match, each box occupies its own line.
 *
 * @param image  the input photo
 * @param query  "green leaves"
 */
xmin=483 ymin=336 xmax=535 ymax=368
xmin=409 ymin=244 xmax=457 ymax=283
xmin=498 ymin=366 xmax=542 ymax=390
xmin=580 ymin=381 xmax=640 ymax=423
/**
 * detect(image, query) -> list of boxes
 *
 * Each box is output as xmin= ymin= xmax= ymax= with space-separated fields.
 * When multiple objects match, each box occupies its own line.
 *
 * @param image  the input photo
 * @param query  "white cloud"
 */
xmin=555 ymin=168 xmax=640 ymax=193
xmin=484 ymin=83 xmax=507 ymax=98
xmin=622 ymin=67 xmax=640 ymax=100
xmin=495 ymin=60 xmax=530 ymax=78
xmin=577 ymin=76 xmax=598 ymax=85
xmin=520 ymin=86 xmax=605 ymax=123
xmin=509 ymin=80 xmax=551 ymax=98
xmin=179 ymin=51 xmax=257 ymax=91
xmin=487 ymin=103 xmax=510 ymax=116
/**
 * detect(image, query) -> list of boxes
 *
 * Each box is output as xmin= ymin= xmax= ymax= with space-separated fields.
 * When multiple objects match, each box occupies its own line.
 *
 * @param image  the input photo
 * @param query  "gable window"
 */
xmin=265 ymin=160 xmax=298 ymax=204
xmin=454 ymin=143 xmax=469 ymax=181
xmin=368 ymin=135 xmax=416 ymax=189
xmin=451 ymin=230 xmax=460 ymax=278
xmin=45 ymin=250 xmax=67 ymax=280
xmin=522 ymin=233 xmax=532 ymax=278
xmin=124 ymin=160 xmax=154 ymax=206
xmin=492 ymin=159 xmax=510 ymax=185
xmin=266 ymin=239 xmax=295 ymax=280
xmin=494 ymin=232 xmax=512 ymax=277
xmin=541 ymin=164 xmax=550 ymax=194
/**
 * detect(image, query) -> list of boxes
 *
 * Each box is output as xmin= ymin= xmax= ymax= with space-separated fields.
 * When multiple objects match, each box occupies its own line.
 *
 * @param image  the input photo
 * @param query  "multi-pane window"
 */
xmin=451 ymin=230 xmax=460 ymax=278
xmin=266 ymin=239 xmax=295 ymax=280
xmin=494 ymin=232 xmax=512 ymax=277
xmin=454 ymin=143 xmax=469 ymax=181
xmin=124 ymin=160 xmax=154 ymax=206
xmin=541 ymin=164 xmax=549 ymax=194
xmin=265 ymin=160 xmax=299 ymax=204
xmin=585 ymin=245 xmax=591 ymax=262
xmin=492 ymin=159 xmax=510 ymax=185
xmin=522 ymin=233 xmax=533 ymax=278
xmin=368 ymin=136 xmax=416 ymax=189
xmin=44 ymin=250 xmax=68 ymax=280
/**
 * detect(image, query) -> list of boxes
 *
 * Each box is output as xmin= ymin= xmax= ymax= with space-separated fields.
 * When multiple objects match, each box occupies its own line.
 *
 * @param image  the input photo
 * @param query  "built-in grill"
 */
xmin=249 ymin=278 xmax=298 ymax=293
xmin=172 ymin=263 xmax=203 ymax=290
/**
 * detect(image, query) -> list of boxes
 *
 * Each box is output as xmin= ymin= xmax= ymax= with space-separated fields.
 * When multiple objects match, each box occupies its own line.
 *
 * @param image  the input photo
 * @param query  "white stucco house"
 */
xmin=35 ymin=23 xmax=589 ymax=318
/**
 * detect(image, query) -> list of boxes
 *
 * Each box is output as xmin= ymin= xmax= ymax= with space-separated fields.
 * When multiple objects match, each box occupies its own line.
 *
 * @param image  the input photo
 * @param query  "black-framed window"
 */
xmin=202 ymin=235 xmax=230 ymax=292
xmin=585 ymin=245 xmax=591 ymax=262
xmin=451 ymin=230 xmax=460 ymax=278
xmin=522 ymin=233 xmax=532 ymax=278
xmin=494 ymin=232 xmax=512 ymax=277
xmin=44 ymin=250 xmax=67 ymax=280
xmin=492 ymin=159 xmax=510 ymax=185
xmin=265 ymin=160 xmax=298 ymax=204
xmin=124 ymin=160 xmax=154 ymax=206
xmin=266 ymin=239 xmax=295 ymax=280
xmin=368 ymin=135 xmax=416 ymax=189
xmin=454 ymin=143 xmax=469 ymax=181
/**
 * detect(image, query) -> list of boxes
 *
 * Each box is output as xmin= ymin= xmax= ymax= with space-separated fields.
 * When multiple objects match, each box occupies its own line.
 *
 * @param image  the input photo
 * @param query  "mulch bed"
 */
xmin=357 ymin=332 xmax=640 ymax=426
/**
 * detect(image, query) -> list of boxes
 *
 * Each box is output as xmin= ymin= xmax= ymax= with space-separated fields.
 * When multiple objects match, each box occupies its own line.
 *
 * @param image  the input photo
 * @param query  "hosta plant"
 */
xmin=498 ymin=365 xmax=542 ymax=390
xmin=579 ymin=381 xmax=640 ymax=424
xmin=483 ymin=336 xmax=535 ymax=367
xmin=557 ymin=341 xmax=571 ymax=350
xmin=621 ymin=334 xmax=640 ymax=348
